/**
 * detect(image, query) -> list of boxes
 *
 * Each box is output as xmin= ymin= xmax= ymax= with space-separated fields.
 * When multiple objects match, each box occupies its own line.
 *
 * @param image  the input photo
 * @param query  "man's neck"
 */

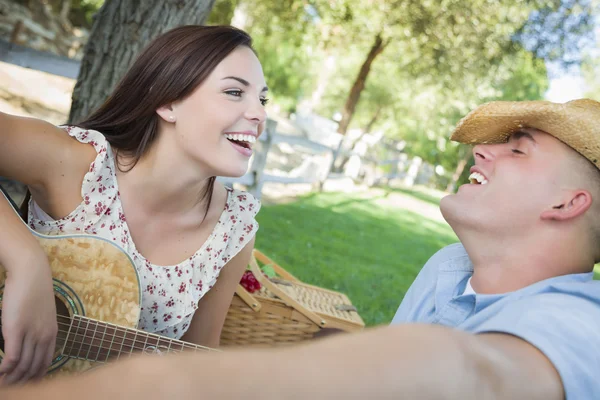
xmin=457 ymin=229 xmax=593 ymax=294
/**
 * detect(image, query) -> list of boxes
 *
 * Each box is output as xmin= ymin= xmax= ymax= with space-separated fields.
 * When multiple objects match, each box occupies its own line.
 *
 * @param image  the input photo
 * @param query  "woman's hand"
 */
xmin=0 ymin=255 xmax=57 ymax=385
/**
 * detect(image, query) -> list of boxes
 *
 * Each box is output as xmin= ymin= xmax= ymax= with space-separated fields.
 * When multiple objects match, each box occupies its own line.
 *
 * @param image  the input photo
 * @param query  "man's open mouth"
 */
xmin=468 ymin=172 xmax=488 ymax=185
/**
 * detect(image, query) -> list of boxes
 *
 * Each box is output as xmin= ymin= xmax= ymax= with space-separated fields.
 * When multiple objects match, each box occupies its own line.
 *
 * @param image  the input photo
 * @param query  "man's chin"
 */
xmin=439 ymin=194 xmax=462 ymax=227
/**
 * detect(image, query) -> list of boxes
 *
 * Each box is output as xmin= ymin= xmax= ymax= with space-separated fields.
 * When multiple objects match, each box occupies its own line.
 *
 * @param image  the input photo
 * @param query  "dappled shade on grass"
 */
xmin=255 ymin=191 xmax=458 ymax=326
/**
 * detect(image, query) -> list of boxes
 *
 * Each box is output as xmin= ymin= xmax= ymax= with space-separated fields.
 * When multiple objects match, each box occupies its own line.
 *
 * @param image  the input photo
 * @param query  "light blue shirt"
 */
xmin=392 ymin=243 xmax=600 ymax=399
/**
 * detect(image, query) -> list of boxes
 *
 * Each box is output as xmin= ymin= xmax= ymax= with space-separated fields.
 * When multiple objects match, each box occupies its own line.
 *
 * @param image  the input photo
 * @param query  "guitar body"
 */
xmin=0 ymin=230 xmax=141 ymax=378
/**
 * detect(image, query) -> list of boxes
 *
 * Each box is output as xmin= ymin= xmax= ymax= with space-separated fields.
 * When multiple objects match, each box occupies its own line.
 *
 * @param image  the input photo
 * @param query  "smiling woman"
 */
xmin=0 ymin=25 xmax=267 ymax=384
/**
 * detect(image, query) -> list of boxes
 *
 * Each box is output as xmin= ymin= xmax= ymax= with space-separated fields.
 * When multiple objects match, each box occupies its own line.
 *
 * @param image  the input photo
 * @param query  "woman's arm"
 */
xmin=0 ymin=112 xmax=95 ymax=218
xmin=180 ymin=238 xmax=255 ymax=348
xmin=0 ymin=112 xmax=94 ymax=384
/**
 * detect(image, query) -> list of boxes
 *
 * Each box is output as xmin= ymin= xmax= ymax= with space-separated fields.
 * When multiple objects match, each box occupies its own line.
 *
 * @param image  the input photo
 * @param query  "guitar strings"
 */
xmin=48 ymin=314 xmax=215 ymax=360
xmin=56 ymin=331 xmax=207 ymax=357
xmin=53 ymin=313 xmax=213 ymax=351
xmin=54 ymin=325 xmax=211 ymax=356
xmin=54 ymin=328 xmax=212 ymax=363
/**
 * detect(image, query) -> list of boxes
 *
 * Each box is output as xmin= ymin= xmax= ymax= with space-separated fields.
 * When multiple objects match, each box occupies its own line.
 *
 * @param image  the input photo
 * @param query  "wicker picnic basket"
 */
xmin=220 ymin=249 xmax=365 ymax=347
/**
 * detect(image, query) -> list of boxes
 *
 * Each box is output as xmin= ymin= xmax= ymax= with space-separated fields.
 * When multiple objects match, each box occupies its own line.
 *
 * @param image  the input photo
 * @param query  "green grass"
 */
xmin=255 ymin=191 xmax=458 ymax=327
xmin=383 ymin=186 xmax=446 ymax=206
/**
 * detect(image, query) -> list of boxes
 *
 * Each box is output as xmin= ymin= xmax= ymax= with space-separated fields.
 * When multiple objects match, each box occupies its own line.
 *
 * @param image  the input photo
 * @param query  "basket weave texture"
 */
xmin=220 ymin=249 xmax=365 ymax=347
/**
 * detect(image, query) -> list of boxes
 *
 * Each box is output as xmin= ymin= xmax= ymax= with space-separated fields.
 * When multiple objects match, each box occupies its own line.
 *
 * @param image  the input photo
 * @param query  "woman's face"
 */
xmin=163 ymin=45 xmax=268 ymax=178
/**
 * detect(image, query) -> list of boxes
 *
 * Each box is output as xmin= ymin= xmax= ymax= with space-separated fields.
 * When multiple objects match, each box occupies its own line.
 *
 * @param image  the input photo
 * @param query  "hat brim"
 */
xmin=450 ymin=99 xmax=600 ymax=169
xmin=451 ymin=101 xmax=564 ymax=144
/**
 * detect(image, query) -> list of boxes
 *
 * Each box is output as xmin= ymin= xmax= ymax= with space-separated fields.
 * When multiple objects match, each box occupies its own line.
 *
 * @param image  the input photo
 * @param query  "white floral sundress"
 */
xmin=28 ymin=126 xmax=261 ymax=339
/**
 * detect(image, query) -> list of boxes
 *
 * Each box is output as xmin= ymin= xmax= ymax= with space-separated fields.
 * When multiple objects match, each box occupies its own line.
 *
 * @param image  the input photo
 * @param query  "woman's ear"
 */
xmin=540 ymin=190 xmax=593 ymax=221
xmin=156 ymin=104 xmax=176 ymax=123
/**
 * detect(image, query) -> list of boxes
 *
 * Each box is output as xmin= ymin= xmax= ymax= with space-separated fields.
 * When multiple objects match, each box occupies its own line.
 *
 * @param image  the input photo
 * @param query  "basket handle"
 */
xmin=248 ymin=255 xmax=327 ymax=328
xmin=234 ymin=284 xmax=262 ymax=312
xmin=253 ymin=249 xmax=300 ymax=282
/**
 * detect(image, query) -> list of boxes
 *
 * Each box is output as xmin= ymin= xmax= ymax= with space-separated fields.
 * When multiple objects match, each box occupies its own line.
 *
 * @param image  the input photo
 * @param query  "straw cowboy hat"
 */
xmin=450 ymin=98 xmax=600 ymax=169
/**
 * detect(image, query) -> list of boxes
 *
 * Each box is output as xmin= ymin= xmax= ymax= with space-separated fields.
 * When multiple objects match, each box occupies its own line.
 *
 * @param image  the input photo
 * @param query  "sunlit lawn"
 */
xmin=255 ymin=190 xmax=458 ymax=327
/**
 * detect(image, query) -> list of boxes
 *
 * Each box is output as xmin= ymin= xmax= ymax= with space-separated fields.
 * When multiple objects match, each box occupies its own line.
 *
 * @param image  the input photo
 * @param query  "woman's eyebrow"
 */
xmin=222 ymin=76 xmax=268 ymax=92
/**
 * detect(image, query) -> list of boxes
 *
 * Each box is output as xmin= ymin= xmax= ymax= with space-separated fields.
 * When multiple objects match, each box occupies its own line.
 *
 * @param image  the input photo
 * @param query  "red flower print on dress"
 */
xmin=95 ymin=202 xmax=107 ymax=216
xmin=146 ymin=284 xmax=156 ymax=295
xmin=27 ymin=127 xmax=260 ymax=340
xmin=178 ymin=283 xmax=186 ymax=293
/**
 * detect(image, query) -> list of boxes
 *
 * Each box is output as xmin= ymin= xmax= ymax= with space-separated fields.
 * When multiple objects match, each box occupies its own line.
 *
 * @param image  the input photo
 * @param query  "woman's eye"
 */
xmin=225 ymin=90 xmax=243 ymax=97
xmin=260 ymin=98 xmax=270 ymax=106
xmin=512 ymin=149 xmax=525 ymax=155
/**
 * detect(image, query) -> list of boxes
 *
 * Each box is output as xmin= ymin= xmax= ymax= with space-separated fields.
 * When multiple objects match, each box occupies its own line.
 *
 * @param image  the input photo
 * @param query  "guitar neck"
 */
xmin=60 ymin=314 xmax=216 ymax=363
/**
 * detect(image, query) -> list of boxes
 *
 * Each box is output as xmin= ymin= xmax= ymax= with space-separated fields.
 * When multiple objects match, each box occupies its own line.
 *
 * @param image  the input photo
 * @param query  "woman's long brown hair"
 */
xmin=21 ymin=25 xmax=254 ymax=221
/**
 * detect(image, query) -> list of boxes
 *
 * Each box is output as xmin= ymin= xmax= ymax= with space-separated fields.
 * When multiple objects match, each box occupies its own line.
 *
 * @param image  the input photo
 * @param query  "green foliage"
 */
xmin=580 ymin=9 xmax=600 ymax=102
xmin=206 ymin=0 xmax=240 ymax=25
xmin=68 ymin=0 xmax=104 ymax=27
xmin=582 ymin=54 xmax=600 ymax=101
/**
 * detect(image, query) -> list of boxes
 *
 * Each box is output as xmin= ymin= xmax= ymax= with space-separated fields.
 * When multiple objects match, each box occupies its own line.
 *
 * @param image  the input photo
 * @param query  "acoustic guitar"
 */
xmin=0 ymin=228 xmax=216 ymax=378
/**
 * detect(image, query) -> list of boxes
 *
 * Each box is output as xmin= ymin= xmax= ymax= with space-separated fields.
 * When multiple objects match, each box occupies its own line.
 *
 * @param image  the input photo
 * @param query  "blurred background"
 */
xmin=0 ymin=0 xmax=599 ymax=326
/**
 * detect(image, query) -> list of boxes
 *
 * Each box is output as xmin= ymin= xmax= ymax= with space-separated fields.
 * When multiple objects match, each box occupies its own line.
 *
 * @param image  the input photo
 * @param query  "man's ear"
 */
xmin=540 ymin=190 xmax=593 ymax=221
xmin=156 ymin=104 xmax=176 ymax=123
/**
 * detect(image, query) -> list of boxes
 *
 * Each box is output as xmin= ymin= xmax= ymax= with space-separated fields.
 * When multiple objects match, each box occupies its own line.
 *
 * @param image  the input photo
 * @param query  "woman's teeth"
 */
xmin=224 ymin=133 xmax=256 ymax=144
xmin=468 ymin=172 xmax=488 ymax=185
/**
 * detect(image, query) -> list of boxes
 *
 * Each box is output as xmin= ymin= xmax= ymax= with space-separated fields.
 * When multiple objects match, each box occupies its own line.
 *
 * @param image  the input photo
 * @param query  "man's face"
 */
xmin=440 ymin=129 xmax=574 ymax=236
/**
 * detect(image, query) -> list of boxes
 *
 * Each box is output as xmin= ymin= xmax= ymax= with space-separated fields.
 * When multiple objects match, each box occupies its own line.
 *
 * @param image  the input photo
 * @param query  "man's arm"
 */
xmin=0 ymin=324 xmax=562 ymax=400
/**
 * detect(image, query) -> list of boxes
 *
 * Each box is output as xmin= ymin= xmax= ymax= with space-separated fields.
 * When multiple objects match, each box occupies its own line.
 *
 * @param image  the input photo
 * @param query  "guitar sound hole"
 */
xmin=55 ymin=297 xmax=71 ymax=356
xmin=0 ymin=297 xmax=71 ymax=362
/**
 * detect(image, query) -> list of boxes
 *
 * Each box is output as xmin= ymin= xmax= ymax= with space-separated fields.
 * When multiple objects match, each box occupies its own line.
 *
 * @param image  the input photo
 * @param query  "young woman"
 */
xmin=0 ymin=25 xmax=267 ymax=384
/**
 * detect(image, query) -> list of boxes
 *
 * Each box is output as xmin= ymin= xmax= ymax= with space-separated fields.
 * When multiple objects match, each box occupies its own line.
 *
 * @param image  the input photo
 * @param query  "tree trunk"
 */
xmin=68 ymin=0 xmax=216 ymax=124
xmin=362 ymin=106 xmax=382 ymax=134
xmin=446 ymin=147 xmax=472 ymax=193
xmin=336 ymin=33 xmax=388 ymax=135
